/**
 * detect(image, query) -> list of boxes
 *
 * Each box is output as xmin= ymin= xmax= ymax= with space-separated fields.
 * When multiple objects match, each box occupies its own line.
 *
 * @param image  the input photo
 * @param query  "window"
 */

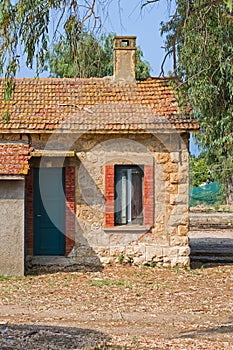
xmin=114 ymin=165 xmax=144 ymax=225
xmin=105 ymin=164 xmax=154 ymax=228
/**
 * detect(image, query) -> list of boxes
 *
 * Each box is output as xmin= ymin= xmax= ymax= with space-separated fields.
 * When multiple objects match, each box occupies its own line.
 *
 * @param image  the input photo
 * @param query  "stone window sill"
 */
xmin=104 ymin=225 xmax=150 ymax=234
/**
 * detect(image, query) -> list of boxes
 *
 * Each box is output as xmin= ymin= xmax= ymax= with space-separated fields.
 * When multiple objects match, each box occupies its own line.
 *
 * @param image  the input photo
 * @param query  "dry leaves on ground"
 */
xmin=0 ymin=264 xmax=233 ymax=349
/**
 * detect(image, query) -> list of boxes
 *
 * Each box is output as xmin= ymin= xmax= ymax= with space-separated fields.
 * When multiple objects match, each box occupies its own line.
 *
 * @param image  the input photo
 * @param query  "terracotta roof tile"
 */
xmin=0 ymin=143 xmax=31 ymax=175
xmin=0 ymin=77 xmax=198 ymax=132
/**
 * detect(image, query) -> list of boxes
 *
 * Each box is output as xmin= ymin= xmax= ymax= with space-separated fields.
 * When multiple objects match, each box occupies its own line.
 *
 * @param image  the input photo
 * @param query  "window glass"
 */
xmin=114 ymin=165 xmax=144 ymax=225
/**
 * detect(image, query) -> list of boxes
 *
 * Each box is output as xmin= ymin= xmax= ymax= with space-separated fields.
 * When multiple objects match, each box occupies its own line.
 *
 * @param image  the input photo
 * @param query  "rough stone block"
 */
xmin=176 ymin=256 xmax=190 ymax=267
xmin=178 ymin=246 xmax=191 ymax=256
xmin=170 ymin=235 xmax=189 ymax=246
xmin=179 ymin=164 xmax=189 ymax=174
xmin=163 ymin=163 xmax=178 ymax=174
xmin=170 ymin=152 xmax=180 ymax=163
xmin=167 ymin=184 xmax=178 ymax=194
xmin=169 ymin=214 xmax=188 ymax=228
xmin=157 ymin=172 xmax=170 ymax=181
xmin=170 ymin=194 xmax=187 ymax=205
xmin=109 ymin=233 xmax=142 ymax=247
xmin=156 ymin=213 xmax=165 ymax=224
xmin=178 ymin=225 xmax=189 ymax=236
xmin=178 ymin=183 xmax=188 ymax=195
xmin=109 ymin=247 xmax=125 ymax=258
xmin=145 ymin=245 xmax=163 ymax=261
xmin=170 ymin=205 xmax=188 ymax=216
xmin=156 ymin=153 xmax=170 ymax=164
xmin=182 ymin=152 xmax=189 ymax=163
xmin=163 ymin=247 xmax=179 ymax=258
xmin=170 ymin=173 xmax=179 ymax=184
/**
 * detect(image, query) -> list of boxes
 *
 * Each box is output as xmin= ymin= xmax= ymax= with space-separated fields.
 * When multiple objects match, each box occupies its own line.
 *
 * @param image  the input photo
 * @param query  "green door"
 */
xmin=34 ymin=168 xmax=65 ymax=255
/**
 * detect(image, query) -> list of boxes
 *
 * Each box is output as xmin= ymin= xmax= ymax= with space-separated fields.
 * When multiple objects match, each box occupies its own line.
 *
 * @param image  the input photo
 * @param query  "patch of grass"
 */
xmin=114 ymin=280 xmax=125 ymax=286
xmin=173 ymin=266 xmax=180 ymax=272
xmin=117 ymin=254 xmax=124 ymax=263
xmin=124 ymin=282 xmax=133 ymax=290
xmin=93 ymin=345 xmax=128 ymax=349
xmin=89 ymin=279 xmax=112 ymax=287
xmin=136 ymin=291 xmax=143 ymax=297
xmin=88 ymin=279 xmax=133 ymax=289
xmin=132 ymin=336 xmax=138 ymax=344
xmin=0 ymin=275 xmax=11 ymax=281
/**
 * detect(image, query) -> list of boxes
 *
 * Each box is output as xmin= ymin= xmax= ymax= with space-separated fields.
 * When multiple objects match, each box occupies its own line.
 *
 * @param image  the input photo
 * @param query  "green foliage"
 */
xmin=190 ymin=154 xmax=213 ymax=188
xmin=46 ymin=31 xmax=113 ymax=78
xmin=46 ymin=31 xmax=151 ymax=79
xmin=226 ymin=0 xmax=233 ymax=12
xmin=161 ymin=1 xmax=233 ymax=203
xmin=135 ymin=47 xmax=151 ymax=79
xmin=0 ymin=0 xmax=53 ymax=77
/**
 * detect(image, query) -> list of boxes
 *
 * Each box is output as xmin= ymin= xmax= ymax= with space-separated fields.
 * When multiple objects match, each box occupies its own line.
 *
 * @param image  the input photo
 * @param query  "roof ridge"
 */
xmin=0 ymin=76 xmax=173 ymax=83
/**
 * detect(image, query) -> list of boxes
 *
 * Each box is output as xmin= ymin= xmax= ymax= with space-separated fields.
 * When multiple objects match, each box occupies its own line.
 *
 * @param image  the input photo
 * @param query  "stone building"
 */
xmin=0 ymin=36 xmax=198 ymax=276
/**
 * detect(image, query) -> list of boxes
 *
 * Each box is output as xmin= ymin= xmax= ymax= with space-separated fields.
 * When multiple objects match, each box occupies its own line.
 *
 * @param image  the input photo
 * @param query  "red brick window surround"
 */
xmin=105 ymin=164 xmax=154 ymax=227
xmin=105 ymin=165 xmax=115 ymax=227
xmin=65 ymin=167 xmax=75 ymax=255
xmin=25 ymin=168 xmax=34 ymax=256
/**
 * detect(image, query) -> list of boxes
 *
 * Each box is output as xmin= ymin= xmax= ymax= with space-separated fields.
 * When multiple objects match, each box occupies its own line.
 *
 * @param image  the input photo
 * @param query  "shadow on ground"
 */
xmin=189 ymin=235 xmax=233 ymax=268
xmin=26 ymin=264 xmax=104 ymax=276
xmin=0 ymin=323 xmax=126 ymax=349
xmin=178 ymin=317 xmax=233 ymax=339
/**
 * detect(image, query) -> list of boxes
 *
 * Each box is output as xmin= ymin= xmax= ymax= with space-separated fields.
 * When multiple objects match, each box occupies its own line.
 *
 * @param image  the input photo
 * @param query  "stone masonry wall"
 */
xmin=1 ymin=132 xmax=190 ymax=269
xmin=72 ymin=133 xmax=190 ymax=267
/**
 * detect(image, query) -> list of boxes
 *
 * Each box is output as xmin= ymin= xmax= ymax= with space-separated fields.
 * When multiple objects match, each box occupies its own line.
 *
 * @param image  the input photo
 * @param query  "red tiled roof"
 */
xmin=0 ymin=77 xmax=198 ymax=132
xmin=0 ymin=143 xmax=31 ymax=175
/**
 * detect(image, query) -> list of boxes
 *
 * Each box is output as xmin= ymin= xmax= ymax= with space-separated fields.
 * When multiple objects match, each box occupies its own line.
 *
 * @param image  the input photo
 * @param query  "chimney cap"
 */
xmin=114 ymin=36 xmax=137 ymax=50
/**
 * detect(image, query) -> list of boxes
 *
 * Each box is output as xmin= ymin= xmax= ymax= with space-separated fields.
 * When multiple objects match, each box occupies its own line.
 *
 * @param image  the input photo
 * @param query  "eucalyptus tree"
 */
xmin=159 ymin=1 xmax=233 ymax=203
xmin=0 ymin=0 xmax=102 ymax=80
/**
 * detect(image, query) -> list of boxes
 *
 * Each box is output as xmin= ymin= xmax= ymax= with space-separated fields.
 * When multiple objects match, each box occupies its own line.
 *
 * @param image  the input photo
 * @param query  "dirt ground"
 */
xmin=0 ymin=264 xmax=233 ymax=349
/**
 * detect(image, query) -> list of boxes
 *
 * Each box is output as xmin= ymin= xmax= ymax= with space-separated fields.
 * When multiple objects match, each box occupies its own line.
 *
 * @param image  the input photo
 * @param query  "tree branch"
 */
xmin=141 ymin=0 xmax=159 ymax=9
xmin=159 ymin=49 xmax=172 ymax=77
xmin=168 ymin=0 xmax=223 ymax=73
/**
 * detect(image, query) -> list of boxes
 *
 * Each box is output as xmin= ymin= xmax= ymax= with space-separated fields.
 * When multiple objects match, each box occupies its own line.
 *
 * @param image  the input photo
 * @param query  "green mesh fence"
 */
xmin=189 ymin=181 xmax=221 ymax=206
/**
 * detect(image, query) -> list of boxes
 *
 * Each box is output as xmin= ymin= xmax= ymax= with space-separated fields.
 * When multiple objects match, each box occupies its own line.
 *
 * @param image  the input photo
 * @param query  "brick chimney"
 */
xmin=114 ymin=36 xmax=136 ymax=82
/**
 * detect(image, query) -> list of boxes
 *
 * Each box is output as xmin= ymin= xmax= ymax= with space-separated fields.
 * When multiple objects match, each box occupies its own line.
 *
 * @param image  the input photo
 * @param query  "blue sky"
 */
xmin=101 ymin=0 xmax=173 ymax=76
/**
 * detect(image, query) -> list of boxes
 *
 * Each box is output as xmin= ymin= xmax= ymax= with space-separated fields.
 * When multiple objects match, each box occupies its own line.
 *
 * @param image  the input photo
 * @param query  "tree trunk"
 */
xmin=226 ymin=177 xmax=233 ymax=204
